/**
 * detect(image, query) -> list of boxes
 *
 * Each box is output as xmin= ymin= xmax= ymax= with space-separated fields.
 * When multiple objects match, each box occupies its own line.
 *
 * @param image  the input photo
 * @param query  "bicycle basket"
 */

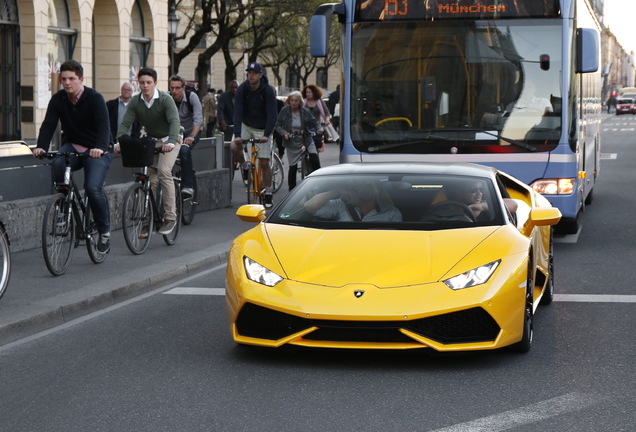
xmin=120 ymin=136 xmax=156 ymax=167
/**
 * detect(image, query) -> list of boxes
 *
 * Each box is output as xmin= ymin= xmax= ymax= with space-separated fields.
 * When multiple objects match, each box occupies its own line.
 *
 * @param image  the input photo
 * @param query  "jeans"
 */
xmin=52 ymin=143 xmax=113 ymax=234
xmin=178 ymin=132 xmax=200 ymax=189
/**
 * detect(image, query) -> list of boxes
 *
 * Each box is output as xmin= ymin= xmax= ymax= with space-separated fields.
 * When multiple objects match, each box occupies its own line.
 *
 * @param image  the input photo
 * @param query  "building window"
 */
xmin=47 ymin=0 xmax=77 ymax=72
xmin=285 ymin=68 xmax=300 ymax=91
xmin=0 ymin=0 xmax=20 ymax=139
xmin=130 ymin=0 xmax=151 ymax=85
xmin=317 ymin=67 xmax=328 ymax=89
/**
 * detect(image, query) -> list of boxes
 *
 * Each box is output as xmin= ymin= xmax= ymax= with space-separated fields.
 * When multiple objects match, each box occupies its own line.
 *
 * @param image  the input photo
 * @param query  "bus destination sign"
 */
xmin=356 ymin=0 xmax=561 ymax=21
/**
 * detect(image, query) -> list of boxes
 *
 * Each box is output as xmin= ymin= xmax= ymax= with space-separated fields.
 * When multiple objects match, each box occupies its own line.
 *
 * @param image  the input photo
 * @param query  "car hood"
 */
xmin=264 ymin=224 xmax=506 ymax=288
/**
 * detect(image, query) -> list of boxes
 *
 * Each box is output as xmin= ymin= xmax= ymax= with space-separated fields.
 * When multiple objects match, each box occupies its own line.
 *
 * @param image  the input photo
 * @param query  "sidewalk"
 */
xmin=0 ymin=142 xmax=340 ymax=347
xmin=0 ymin=206 xmax=249 ymax=346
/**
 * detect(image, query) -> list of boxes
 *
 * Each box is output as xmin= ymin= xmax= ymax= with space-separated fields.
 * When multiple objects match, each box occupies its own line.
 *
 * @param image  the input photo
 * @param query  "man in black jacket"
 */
xmin=33 ymin=60 xmax=113 ymax=254
xmin=106 ymin=82 xmax=140 ymax=143
xmin=230 ymin=63 xmax=278 ymax=207
xmin=217 ymin=80 xmax=238 ymax=142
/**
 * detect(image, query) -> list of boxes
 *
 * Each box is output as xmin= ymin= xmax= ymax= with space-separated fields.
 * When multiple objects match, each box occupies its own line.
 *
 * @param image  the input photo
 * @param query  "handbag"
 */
xmin=324 ymin=123 xmax=339 ymax=142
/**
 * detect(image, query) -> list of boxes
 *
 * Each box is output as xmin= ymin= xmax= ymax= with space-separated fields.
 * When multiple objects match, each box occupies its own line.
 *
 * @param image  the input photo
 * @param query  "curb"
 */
xmin=0 ymin=241 xmax=232 ymax=346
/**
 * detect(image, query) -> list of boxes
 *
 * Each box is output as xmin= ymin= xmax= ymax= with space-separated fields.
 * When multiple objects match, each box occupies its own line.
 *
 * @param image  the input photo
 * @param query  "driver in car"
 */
xmin=304 ymin=179 xmax=402 ymax=222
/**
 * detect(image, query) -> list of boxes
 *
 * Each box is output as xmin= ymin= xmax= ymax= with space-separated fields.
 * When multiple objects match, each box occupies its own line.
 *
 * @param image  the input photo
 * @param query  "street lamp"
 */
xmin=168 ymin=3 xmax=180 ymax=76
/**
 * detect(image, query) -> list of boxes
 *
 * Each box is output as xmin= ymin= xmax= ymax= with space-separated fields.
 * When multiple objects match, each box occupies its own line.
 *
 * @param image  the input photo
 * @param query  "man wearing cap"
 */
xmin=231 ymin=62 xmax=278 ymax=208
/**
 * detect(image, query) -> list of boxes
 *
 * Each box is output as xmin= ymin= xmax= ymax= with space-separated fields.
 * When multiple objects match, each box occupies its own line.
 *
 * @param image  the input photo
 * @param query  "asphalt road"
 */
xmin=2 ymin=122 xmax=636 ymax=431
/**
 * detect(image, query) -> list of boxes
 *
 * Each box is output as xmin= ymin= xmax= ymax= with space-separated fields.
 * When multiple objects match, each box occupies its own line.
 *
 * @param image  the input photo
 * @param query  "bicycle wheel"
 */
xmin=246 ymin=163 xmax=259 ymax=204
xmin=300 ymin=152 xmax=311 ymax=180
xmin=85 ymin=195 xmax=108 ymax=264
xmin=122 ymin=183 xmax=153 ymax=255
xmin=271 ymin=152 xmax=284 ymax=193
xmin=42 ymin=193 xmax=75 ymax=276
xmin=163 ymin=181 xmax=181 ymax=245
xmin=181 ymin=174 xmax=198 ymax=225
xmin=0 ymin=223 xmax=10 ymax=300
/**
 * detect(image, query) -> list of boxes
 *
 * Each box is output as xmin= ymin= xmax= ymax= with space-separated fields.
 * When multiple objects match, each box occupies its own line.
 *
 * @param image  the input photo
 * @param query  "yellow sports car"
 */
xmin=226 ymin=163 xmax=561 ymax=353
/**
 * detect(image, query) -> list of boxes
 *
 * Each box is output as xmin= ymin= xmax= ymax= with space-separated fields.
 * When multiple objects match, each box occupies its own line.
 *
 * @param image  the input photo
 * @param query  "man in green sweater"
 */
xmin=115 ymin=68 xmax=182 ymax=235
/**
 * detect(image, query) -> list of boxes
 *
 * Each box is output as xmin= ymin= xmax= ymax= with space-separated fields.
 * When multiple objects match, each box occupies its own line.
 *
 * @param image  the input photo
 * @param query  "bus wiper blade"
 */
xmin=367 ymin=137 xmax=449 ymax=152
xmin=436 ymin=128 xmax=538 ymax=151
xmin=476 ymin=130 xmax=538 ymax=152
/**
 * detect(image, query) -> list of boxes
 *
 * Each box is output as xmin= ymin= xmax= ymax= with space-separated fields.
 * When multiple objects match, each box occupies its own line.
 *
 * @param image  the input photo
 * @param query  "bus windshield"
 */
xmin=350 ymin=19 xmax=563 ymax=155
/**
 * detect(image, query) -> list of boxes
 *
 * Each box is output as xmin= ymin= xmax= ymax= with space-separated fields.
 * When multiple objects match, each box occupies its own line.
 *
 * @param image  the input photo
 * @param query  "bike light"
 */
xmin=443 ymin=260 xmax=500 ymax=290
xmin=244 ymin=256 xmax=283 ymax=287
xmin=531 ymin=178 xmax=574 ymax=195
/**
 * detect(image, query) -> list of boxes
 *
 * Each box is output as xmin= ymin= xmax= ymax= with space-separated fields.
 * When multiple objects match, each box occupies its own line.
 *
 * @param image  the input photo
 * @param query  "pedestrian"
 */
xmin=33 ymin=59 xmax=113 ymax=254
xmin=272 ymin=86 xmax=285 ymax=158
xmin=302 ymin=84 xmax=332 ymax=150
xmin=274 ymin=91 xmax=322 ymax=191
xmin=169 ymin=75 xmax=203 ymax=199
xmin=202 ymin=87 xmax=217 ymax=137
xmin=230 ymin=63 xmax=278 ymax=207
xmin=106 ymin=82 xmax=141 ymax=143
xmin=327 ymin=84 xmax=340 ymax=131
xmin=217 ymin=80 xmax=238 ymax=143
xmin=115 ymin=67 xmax=182 ymax=235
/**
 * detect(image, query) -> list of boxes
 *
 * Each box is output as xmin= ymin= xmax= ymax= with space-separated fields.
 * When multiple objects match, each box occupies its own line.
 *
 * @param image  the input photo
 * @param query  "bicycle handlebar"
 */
xmin=39 ymin=151 xmax=93 ymax=160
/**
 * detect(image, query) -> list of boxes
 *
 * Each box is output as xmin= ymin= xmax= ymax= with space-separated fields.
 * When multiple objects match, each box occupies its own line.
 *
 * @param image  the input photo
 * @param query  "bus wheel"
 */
xmin=557 ymin=216 xmax=579 ymax=235
xmin=584 ymin=188 xmax=594 ymax=205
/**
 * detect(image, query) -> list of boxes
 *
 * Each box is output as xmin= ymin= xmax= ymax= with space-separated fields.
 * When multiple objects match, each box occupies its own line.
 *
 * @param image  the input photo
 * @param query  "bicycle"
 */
xmin=270 ymin=146 xmax=284 ymax=194
xmin=174 ymin=158 xmax=198 ymax=225
xmin=289 ymin=131 xmax=316 ymax=181
xmin=233 ymin=139 xmax=283 ymax=194
xmin=121 ymin=147 xmax=182 ymax=255
xmin=40 ymin=151 xmax=109 ymax=276
xmin=0 ymin=219 xmax=10 ymax=300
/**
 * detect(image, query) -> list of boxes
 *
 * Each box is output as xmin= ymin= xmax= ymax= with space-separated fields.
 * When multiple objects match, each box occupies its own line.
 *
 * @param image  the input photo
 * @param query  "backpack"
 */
xmin=184 ymin=90 xmax=194 ymax=114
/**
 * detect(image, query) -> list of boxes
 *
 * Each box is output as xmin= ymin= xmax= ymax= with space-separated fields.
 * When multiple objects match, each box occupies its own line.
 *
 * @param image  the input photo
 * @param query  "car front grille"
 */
xmin=235 ymin=303 xmax=500 ymax=345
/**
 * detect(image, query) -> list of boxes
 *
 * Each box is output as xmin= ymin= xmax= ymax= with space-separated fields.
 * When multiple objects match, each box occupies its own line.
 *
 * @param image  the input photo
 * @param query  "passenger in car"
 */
xmin=304 ymin=179 xmax=402 ymax=222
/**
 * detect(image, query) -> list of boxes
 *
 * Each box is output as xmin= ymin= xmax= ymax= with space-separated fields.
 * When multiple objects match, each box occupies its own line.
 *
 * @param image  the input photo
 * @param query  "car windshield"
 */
xmin=268 ymin=173 xmax=505 ymax=230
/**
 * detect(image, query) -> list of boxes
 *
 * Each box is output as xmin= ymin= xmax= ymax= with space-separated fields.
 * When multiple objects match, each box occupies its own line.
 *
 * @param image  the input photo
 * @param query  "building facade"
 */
xmin=0 ymin=0 xmax=170 ymax=144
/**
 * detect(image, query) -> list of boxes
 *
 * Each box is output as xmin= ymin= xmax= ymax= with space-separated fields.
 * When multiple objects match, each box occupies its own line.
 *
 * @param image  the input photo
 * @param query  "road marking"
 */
xmin=601 ymin=153 xmax=617 ymax=160
xmin=163 ymin=287 xmax=225 ymax=296
xmin=555 ymin=294 xmax=636 ymax=303
xmin=431 ymin=392 xmax=599 ymax=432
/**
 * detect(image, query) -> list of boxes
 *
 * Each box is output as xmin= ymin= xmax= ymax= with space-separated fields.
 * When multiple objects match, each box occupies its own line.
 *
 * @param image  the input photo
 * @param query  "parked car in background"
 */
xmin=615 ymin=98 xmax=635 ymax=115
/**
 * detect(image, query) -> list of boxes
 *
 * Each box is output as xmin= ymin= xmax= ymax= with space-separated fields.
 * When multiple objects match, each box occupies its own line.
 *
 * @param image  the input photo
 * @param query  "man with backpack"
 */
xmin=169 ymin=75 xmax=203 ymax=199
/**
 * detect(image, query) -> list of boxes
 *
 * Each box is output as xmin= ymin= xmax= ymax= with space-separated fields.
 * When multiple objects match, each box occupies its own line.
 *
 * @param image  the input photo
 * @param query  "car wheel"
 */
xmin=511 ymin=257 xmax=534 ymax=353
xmin=540 ymin=231 xmax=554 ymax=305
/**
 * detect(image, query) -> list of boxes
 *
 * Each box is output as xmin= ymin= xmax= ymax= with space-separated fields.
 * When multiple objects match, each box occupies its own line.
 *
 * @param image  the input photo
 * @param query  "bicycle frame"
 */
xmin=244 ymin=139 xmax=263 ymax=204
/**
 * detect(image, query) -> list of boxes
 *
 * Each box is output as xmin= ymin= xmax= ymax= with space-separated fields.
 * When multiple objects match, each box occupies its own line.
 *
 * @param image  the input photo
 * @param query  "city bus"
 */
xmin=310 ymin=0 xmax=601 ymax=233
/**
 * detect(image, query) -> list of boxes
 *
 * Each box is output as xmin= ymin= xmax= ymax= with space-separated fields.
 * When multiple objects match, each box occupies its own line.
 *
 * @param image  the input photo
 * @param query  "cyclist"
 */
xmin=169 ymin=75 xmax=203 ymax=199
xmin=230 ymin=62 xmax=278 ymax=208
xmin=115 ymin=67 xmax=182 ymax=235
xmin=274 ymin=91 xmax=323 ymax=191
xmin=33 ymin=59 xmax=113 ymax=254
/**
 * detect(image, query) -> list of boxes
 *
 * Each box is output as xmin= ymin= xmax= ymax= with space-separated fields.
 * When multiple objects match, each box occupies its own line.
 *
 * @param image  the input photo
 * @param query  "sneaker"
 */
xmin=181 ymin=187 xmax=194 ymax=198
xmin=263 ymin=192 xmax=273 ymax=208
xmin=158 ymin=219 xmax=176 ymax=235
xmin=97 ymin=234 xmax=110 ymax=254
xmin=139 ymin=222 xmax=149 ymax=239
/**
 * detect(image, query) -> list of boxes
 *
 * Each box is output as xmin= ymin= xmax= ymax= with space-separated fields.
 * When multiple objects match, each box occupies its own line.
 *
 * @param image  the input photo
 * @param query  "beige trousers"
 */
xmin=150 ymin=141 xmax=181 ymax=221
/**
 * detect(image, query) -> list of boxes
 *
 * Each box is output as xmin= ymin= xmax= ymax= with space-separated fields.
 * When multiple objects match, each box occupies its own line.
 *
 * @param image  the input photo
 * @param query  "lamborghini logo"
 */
xmin=354 ymin=289 xmax=365 ymax=298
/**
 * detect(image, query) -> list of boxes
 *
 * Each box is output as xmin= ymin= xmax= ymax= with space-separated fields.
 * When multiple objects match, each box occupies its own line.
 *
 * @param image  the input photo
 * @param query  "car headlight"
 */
xmin=443 ymin=260 xmax=501 ymax=290
xmin=243 ymin=256 xmax=283 ymax=287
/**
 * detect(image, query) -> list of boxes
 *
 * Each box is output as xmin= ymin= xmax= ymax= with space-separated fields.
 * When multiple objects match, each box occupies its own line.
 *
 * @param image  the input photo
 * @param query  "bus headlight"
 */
xmin=531 ymin=178 xmax=574 ymax=195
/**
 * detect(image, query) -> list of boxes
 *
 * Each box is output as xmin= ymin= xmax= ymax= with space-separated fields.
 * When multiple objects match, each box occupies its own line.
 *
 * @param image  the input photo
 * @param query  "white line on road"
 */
xmin=554 ymin=294 xmax=636 ymax=303
xmin=163 ymin=287 xmax=225 ymax=296
xmin=430 ymin=392 xmax=599 ymax=432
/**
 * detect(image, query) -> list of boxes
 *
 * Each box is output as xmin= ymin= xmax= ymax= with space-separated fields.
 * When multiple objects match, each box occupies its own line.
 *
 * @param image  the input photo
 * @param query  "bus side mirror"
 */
xmin=576 ymin=28 xmax=599 ymax=73
xmin=310 ymin=3 xmax=345 ymax=57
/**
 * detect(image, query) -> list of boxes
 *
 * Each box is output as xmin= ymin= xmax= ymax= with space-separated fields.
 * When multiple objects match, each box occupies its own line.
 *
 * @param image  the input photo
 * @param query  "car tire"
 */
xmin=540 ymin=231 xmax=554 ymax=306
xmin=511 ymin=256 xmax=534 ymax=353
